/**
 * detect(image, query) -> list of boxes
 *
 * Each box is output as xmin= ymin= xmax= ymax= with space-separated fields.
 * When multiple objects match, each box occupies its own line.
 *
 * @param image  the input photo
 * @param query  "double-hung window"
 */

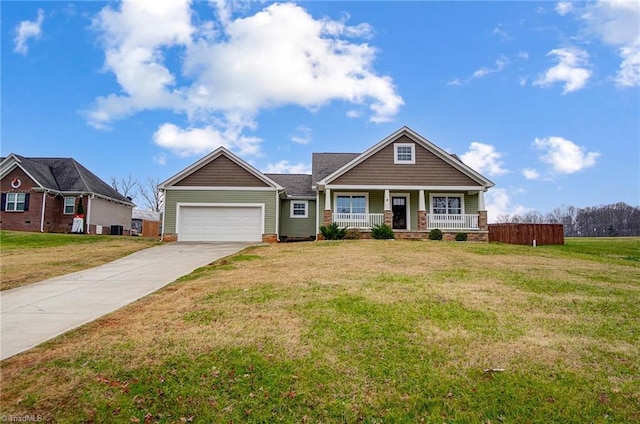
xmin=5 ymin=193 xmax=26 ymax=212
xmin=290 ymin=200 xmax=308 ymax=218
xmin=64 ymin=197 xmax=75 ymax=215
xmin=431 ymin=195 xmax=463 ymax=215
xmin=336 ymin=195 xmax=366 ymax=214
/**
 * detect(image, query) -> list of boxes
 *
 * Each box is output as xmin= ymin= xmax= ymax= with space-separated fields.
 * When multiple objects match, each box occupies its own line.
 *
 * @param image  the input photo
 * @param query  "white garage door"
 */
xmin=178 ymin=205 xmax=263 ymax=242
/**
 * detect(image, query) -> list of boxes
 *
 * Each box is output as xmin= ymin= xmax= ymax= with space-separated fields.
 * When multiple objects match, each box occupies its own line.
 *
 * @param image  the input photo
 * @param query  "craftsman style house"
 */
xmin=0 ymin=155 xmax=134 ymax=234
xmin=160 ymin=127 xmax=494 ymax=242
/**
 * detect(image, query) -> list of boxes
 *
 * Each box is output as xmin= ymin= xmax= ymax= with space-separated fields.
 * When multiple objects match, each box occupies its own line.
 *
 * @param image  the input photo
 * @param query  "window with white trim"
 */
xmin=290 ymin=200 xmax=308 ymax=218
xmin=6 ymin=193 xmax=26 ymax=212
xmin=64 ymin=197 xmax=75 ymax=214
xmin=431 ymin=195 xmax=463 ymax=215
xmin=394 ymin=143 xmax=415 ymax=164
xmin=336 ymin=194 xmax=367 ymax=214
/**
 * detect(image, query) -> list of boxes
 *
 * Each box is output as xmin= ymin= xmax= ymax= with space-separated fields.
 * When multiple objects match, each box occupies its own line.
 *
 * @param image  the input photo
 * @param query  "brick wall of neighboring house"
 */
xmin=1 ymin=169 xmax=43 ymax=232
xmin=1 ymin=169 xmax=79 ymax=233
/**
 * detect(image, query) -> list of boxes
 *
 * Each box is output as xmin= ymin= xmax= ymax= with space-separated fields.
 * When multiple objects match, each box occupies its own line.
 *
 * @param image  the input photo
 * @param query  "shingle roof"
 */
xmin=311 ymin=153 xmax=359 ymax=185
xmin=9 ymin=155 xmax=132 ymax=203
xmin=265 ymin=174 xmax=314 ymax=197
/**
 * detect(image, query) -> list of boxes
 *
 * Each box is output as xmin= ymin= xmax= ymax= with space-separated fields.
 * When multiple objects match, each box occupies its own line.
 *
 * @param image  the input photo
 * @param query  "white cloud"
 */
xmin=555 ymin=2 xmax=574 ymax=16
xmin=579 ymin=0 xmax=640 ymax=87
xmin=152 ymin=122 xmax=262 ymax=158
xmin=485 ymin=188 xmax=530 ymax=223
xmin=88 ymin=0 xmax=403 ymax=154
xmin=447 ymin=78 xmax=463 ymax=86
xmin=290 ymin=125 xmax=312 ymax=145
xmin=522 ymin=168 xmax=540 ymax=180
xmin=518 ymin=51 xmax=529 ymax=60
xmin=493 ymin=25 xmax=512 ymax=40
xmin=346 ymin=110 xmax=361 ymax=118
xmin=472 ymin=56 xmax=509 ymax=78
xmin=263 ymin=160 xmax=311 ymax=174
xmin=14 ymin=9 xmax=44 ymax=55
xmin=534 ymin=136 xmax=600 ymax=174
xmin=533 ymin=48 xmax=592 ymax=93
xmin=153 ymin=152 xmax=168 ymax=166
xmin=460 ymin=142 xmax=508 ymax=176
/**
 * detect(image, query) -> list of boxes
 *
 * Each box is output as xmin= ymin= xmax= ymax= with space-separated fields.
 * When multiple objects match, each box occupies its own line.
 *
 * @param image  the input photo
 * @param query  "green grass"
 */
xmin=0 ymin=230 xmax=154 ymax=250
xmin=1 ymin=238 xmax=639 ymax=422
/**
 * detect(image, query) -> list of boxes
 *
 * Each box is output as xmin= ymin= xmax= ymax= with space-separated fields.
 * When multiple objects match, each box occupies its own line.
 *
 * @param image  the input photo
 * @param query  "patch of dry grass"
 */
xmin=0 ymin=232 xmax=160 ymax=290
xmin=1 ymin=239 xmax=639 ymax=422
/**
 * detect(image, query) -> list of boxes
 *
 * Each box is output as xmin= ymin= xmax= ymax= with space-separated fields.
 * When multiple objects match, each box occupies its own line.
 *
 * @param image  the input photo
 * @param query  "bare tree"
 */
xmin=139 ymin=177 xmax=164 ymax=212
xmin=110 ymin=173 xmax=138 ymax=201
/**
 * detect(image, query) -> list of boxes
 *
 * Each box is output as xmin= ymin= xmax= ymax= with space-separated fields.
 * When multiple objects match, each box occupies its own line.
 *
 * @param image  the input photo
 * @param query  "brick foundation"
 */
xmin=162 ymin=233 xmax=178 ymax=242
xmin=262 ymin=234 xmax=279 ymax=243
xmin=478 ymin=210 xmax=488 ymax=231
xmin=341 ymin=230 xmax=488 ymax=242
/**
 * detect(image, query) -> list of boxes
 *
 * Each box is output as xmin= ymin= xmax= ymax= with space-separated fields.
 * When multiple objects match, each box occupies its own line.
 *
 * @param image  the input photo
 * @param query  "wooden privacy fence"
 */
xmin=141 ymin=220 xmax=160 ymax=238
xmin=488 ymin=223 xmax=564 ymax=245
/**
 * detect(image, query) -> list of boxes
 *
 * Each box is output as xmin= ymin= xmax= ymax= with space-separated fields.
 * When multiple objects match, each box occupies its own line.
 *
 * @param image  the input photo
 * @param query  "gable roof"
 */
xmin=312 ymin=152 xmax=360 ymax=186
xmin=159 ymin=146 xmax=283 ymax=190
xmin=0 ymin=154 xmax=133 ymax=204
xmin=317 ymin=126 xmax=494 ymax=188
xmin=265 ymin=174 xmax=314 ymax=198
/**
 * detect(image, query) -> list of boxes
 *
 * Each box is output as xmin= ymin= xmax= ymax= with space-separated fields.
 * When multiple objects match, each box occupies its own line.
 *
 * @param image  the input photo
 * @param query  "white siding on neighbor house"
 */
xmin=89 ymin=197 xmax=132 ymax=230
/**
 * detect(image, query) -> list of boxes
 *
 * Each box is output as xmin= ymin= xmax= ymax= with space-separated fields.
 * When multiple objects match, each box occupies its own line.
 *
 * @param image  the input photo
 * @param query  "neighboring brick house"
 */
xmin=0 ymin=154 xmax=134 ymax=234
xmin=160 ymin=126 xmax=495 ymax=242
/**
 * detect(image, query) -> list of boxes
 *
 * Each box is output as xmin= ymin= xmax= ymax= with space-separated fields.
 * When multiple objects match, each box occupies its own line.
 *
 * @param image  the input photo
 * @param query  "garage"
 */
xmin=177 ymin=204 xmax=263 ymax=242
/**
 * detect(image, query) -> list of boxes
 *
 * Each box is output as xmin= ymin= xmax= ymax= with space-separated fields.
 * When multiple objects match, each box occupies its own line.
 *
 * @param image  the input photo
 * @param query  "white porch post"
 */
xmin=384 ymin=189 xmax=390 ymax=210
xmin=325 ymin=189 xmax=331 ymax=210
xmin=478 ymin=190 xmax=486 ymax=210
xmin=419 ymin=190 xmax=426 ymax=211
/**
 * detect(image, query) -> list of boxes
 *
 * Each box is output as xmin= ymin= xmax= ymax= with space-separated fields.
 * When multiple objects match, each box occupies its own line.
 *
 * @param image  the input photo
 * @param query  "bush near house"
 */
xmin=319 ymin=222 xmax=347 ymax=240
xmin=371 ymin=223 xmax=395 ymax=239
xmin=455 ymin=232 xmax=468 ymax=241
xmin=428 ymin=228 xmax=443 ymax=240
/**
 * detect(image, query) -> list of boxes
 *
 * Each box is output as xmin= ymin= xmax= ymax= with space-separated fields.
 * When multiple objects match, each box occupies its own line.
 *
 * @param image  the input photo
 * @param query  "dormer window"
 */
xmin=394 ymin=143 xmax=415 ymax=164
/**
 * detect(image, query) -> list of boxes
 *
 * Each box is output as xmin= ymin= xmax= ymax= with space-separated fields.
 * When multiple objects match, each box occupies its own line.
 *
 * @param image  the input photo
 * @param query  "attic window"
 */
xmin=394 ymin=143 xmax=415 ymax=164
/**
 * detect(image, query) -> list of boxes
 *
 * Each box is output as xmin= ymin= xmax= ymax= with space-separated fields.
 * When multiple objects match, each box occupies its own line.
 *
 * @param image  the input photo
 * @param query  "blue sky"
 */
xmin=2 ymin=1 xmax=639 ymax=220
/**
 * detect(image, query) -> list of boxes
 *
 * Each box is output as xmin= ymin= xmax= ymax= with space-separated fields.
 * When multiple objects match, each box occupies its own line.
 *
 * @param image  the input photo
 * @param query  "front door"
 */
xmin=392 ymin=197 xmax=407 ymax=230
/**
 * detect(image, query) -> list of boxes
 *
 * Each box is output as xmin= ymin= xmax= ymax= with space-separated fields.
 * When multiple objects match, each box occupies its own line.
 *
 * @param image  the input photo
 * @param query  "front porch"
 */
xmin=332 ymin=212 xmax=481 ymax=231
xmin=320 ymin=188 xmax=489 ymax=241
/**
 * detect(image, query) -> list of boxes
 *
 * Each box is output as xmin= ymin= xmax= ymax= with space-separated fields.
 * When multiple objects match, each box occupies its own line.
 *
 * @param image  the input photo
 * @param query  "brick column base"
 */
xmin=478 ymin=210 xmax=488 ymax=231
xmin=383 ymin=210 xmax=393 ymax=227
xmin=324 ymin=210 xmax=332 ymax=226
xmin=418 ymin=210 xmax=427 ymax=231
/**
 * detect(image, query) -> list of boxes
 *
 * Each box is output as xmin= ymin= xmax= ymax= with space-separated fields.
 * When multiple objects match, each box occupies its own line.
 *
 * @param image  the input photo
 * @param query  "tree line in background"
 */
xmin=495 ymin=202 xmax=640 ymax=237
xmin=110 ymin=174 xmax=163 ymax=212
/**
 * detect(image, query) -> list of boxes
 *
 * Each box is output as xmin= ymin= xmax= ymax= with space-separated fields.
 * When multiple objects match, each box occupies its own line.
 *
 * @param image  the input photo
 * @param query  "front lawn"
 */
xmin=0 ymin=231 xmax=161 ymax=290
xmin=1 ymin=238 xmax=638 ymax=422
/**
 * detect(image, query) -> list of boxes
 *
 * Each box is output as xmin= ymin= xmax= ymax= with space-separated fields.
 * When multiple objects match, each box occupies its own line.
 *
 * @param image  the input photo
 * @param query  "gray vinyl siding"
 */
xmin=174 ymin=155 xmax=269 ymax=187
xmin=164 ymin=190 xmax=278 ymax=234
xmin=279 ymin=199 xmax=316 ymax=238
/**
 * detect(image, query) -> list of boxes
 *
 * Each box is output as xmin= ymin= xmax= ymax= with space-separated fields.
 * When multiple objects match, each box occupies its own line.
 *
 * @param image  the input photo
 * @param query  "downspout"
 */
xmin=275 ymin=189 xmax=281 ymax=242
xmin=40 ymin=190 xmax=47 ymax=232
xmin=86 ymin=195 xmax=92 ymax=234
xmin=315 ymin=191 xmax=320 ymax=240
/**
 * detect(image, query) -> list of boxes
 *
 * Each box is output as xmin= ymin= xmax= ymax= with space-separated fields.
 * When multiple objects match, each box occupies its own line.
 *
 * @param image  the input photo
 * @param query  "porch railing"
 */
xmin=333 ymin=213 xmax=384 ymax=229
xmin=428 ymin=214 xmax=479 ymax=230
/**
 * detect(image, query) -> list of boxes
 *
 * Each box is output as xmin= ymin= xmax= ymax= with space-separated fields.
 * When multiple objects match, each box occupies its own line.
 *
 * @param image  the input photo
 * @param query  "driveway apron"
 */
xmin=0 ymin=242 xmax=249 ymax=360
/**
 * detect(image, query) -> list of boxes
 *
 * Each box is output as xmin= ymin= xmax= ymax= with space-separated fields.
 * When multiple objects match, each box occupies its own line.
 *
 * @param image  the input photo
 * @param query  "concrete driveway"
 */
xmin=0 ymin=242 xmax=249 ymax=360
